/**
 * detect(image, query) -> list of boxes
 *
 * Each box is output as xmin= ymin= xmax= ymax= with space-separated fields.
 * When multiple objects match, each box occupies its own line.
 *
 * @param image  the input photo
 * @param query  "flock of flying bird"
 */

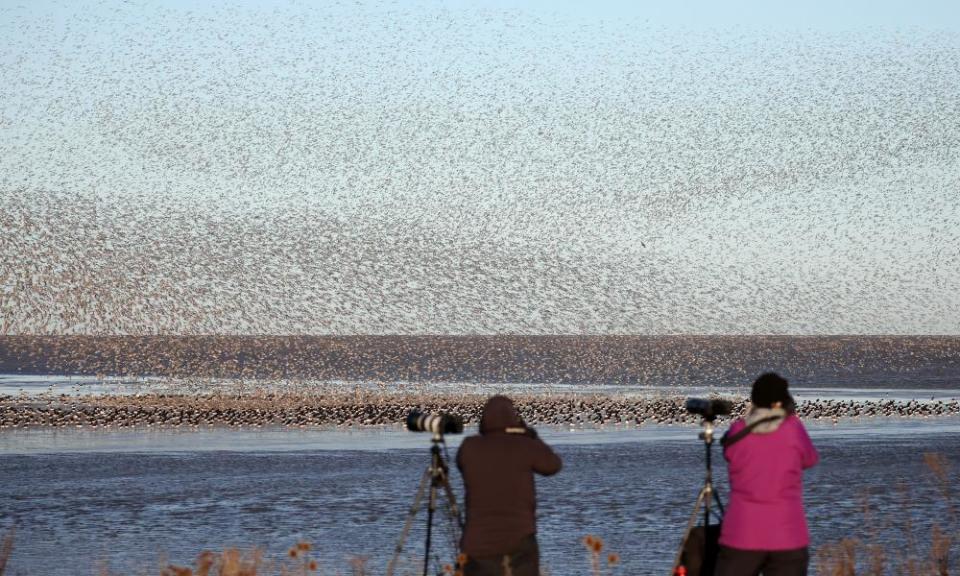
xmin=1 ymin=3 xmax=959 ymax=411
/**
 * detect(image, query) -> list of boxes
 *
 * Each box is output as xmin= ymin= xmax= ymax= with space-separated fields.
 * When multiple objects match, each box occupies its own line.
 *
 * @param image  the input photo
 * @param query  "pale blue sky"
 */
xmin=450 ymin=0 xmax=960 ymax=29
xmin=1 ymin=0 xmax=959 ymax=335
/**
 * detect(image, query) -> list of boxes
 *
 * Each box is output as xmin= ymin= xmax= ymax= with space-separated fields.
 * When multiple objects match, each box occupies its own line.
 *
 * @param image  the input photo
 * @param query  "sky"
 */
xmin=0 ymin=0 xmax=958 ymax=335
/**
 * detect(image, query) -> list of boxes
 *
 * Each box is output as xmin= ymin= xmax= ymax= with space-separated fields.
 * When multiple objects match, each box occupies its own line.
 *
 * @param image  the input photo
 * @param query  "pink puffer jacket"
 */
xmin=719 ymin=411 xmax=819 ymax=551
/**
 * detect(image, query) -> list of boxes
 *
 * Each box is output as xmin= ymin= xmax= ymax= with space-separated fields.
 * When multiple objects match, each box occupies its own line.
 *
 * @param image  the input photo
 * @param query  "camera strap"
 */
xmin=720 ymin=415 xmax=783 ymax=448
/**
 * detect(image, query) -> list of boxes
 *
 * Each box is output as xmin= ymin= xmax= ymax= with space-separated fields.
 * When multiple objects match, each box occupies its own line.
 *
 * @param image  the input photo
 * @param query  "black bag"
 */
xmin=679 ymin=523 xmax=722 ymax=576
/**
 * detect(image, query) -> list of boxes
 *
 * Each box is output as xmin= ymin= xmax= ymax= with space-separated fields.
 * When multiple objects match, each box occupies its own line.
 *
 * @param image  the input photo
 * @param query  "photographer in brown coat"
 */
xmin=457 ymin=395 xmax=562 ymax=576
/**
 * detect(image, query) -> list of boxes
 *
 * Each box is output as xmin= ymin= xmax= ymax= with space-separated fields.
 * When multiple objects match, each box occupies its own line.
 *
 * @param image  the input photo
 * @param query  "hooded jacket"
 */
xmin=720 ymin=407 xmax=819 ymax=551
xmin=457 ymin=396 xmax=562 ymax=557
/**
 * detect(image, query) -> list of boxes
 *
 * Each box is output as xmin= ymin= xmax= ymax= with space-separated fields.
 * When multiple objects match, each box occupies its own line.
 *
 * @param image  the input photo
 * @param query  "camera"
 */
xmin=685 ymin=398 xmax=733 ymax=421
xmin=406 ymin=410 xmax=464 ymax=435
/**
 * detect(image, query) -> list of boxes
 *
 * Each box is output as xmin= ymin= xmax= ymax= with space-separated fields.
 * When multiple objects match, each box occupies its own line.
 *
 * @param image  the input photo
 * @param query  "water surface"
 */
xmin=2 ymin=420 xmax=958 ymax=575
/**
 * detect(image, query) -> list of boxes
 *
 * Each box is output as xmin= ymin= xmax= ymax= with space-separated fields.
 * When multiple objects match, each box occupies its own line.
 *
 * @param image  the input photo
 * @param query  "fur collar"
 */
xmin=745 ymin=406 xmax=786 ymax=434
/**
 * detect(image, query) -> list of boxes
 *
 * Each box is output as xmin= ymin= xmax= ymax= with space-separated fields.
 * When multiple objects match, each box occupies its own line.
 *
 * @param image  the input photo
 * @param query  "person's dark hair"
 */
xmin=751 ymin=372 xmax=795 ymax=410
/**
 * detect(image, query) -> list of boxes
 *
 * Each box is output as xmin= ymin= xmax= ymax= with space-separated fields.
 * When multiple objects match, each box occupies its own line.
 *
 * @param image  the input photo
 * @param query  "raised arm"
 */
xmin=796 ymin=420 xmax=819 ymax=470
xmin=530 ymin=438 xmax=562 ymax=476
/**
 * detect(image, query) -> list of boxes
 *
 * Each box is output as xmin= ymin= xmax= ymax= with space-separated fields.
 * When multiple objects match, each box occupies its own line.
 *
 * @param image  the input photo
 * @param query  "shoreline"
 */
xmin=3 ymin=391 xmax=958 ymax=430
xmin=4 ymin=417 xmax=960 ymax=456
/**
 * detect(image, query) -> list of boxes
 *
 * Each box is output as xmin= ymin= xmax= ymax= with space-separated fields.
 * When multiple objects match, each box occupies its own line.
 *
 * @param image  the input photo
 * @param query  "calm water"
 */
xmin=2 ymin=421 xmax=959 ymax=576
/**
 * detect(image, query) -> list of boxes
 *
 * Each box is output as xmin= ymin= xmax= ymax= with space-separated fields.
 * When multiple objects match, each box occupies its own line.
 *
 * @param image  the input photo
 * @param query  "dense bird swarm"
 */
xmin=1 ymin=3 xmax=959 ymax=336
xmin=2 ymin=335 xmax=958 ymax=429
xmin=2 ymin=392 xmax=958 ymax=429
xmin=0 ymin=335 xmax=958 ymax=387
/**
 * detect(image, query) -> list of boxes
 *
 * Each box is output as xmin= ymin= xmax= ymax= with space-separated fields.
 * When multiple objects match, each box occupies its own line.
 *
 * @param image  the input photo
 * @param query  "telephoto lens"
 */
xmin=685 ymin=398 xmax=734 ymax=421
xmin=406 ymin=410 xmax=465 ymax=435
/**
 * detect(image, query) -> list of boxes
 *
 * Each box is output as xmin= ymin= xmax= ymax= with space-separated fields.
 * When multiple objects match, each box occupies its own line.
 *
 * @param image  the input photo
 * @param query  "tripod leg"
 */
xmin=711 ymin=486 xmax=725 ymax=517
xmin=671 ymin=486 xmax=708 ymax=572
xmin=436 ymin=472 xmax=464 ymax=556
xmin=423 ymin=483 xmax=438 ymax=576
xmin=387 ymin=467 xmax=432 ymax=576
xmin=439 ymin=472 xmax=464 ymax=530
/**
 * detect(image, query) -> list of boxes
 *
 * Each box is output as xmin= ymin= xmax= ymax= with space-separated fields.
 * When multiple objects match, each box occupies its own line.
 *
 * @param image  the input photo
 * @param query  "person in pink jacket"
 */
xmin=716 ymin=373 xmax=819 ymax=576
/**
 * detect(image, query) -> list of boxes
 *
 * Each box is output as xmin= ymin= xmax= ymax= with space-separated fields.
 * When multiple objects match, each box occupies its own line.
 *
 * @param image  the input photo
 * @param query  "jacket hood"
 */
xmin=480 ymin=395 xmax=521 ymax=434
xmin=745 ymin=405 xmax=787 ymax=433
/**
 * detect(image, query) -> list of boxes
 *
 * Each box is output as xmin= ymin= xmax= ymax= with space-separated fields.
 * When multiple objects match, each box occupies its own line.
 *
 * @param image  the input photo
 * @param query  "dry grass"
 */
xmin=154 ymin=545 xmax=465 ymax=576
xmin=155 ymin=542 xmax=322 ymax=576
xmin=816 ymin=453 xmax=958 ymax=576
xmin=0 ymin=533 xmax=615 ymax=576
xmin=160 ymin=548 xmax=264 ymax=576
xmin=581 ymin=535 xmax=620 ymax=576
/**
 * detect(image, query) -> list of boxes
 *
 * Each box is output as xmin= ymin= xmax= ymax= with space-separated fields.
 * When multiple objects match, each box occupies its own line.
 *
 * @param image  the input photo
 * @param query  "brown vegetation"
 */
xmin=581 ymin=535 xmax=620 ymax=576
xmin=816 ymin=453 xmax=958 ymax=575
xmin=0 ymin=527 xmax=13 ymax=576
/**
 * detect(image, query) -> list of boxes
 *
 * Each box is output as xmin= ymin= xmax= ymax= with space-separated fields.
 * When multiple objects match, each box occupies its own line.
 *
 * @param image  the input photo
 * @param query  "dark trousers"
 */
xmin=714 ymin=546 xmax=809 ymax=576
xmin=463 ymin=534 xmax=539 ymax=576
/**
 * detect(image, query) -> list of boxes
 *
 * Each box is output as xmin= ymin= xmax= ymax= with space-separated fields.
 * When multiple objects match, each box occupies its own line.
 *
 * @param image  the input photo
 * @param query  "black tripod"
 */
xmin=671 ymin=418 xmax=725 ymax=575
xmin=387 ymin=433 xmax=463 ymax=576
